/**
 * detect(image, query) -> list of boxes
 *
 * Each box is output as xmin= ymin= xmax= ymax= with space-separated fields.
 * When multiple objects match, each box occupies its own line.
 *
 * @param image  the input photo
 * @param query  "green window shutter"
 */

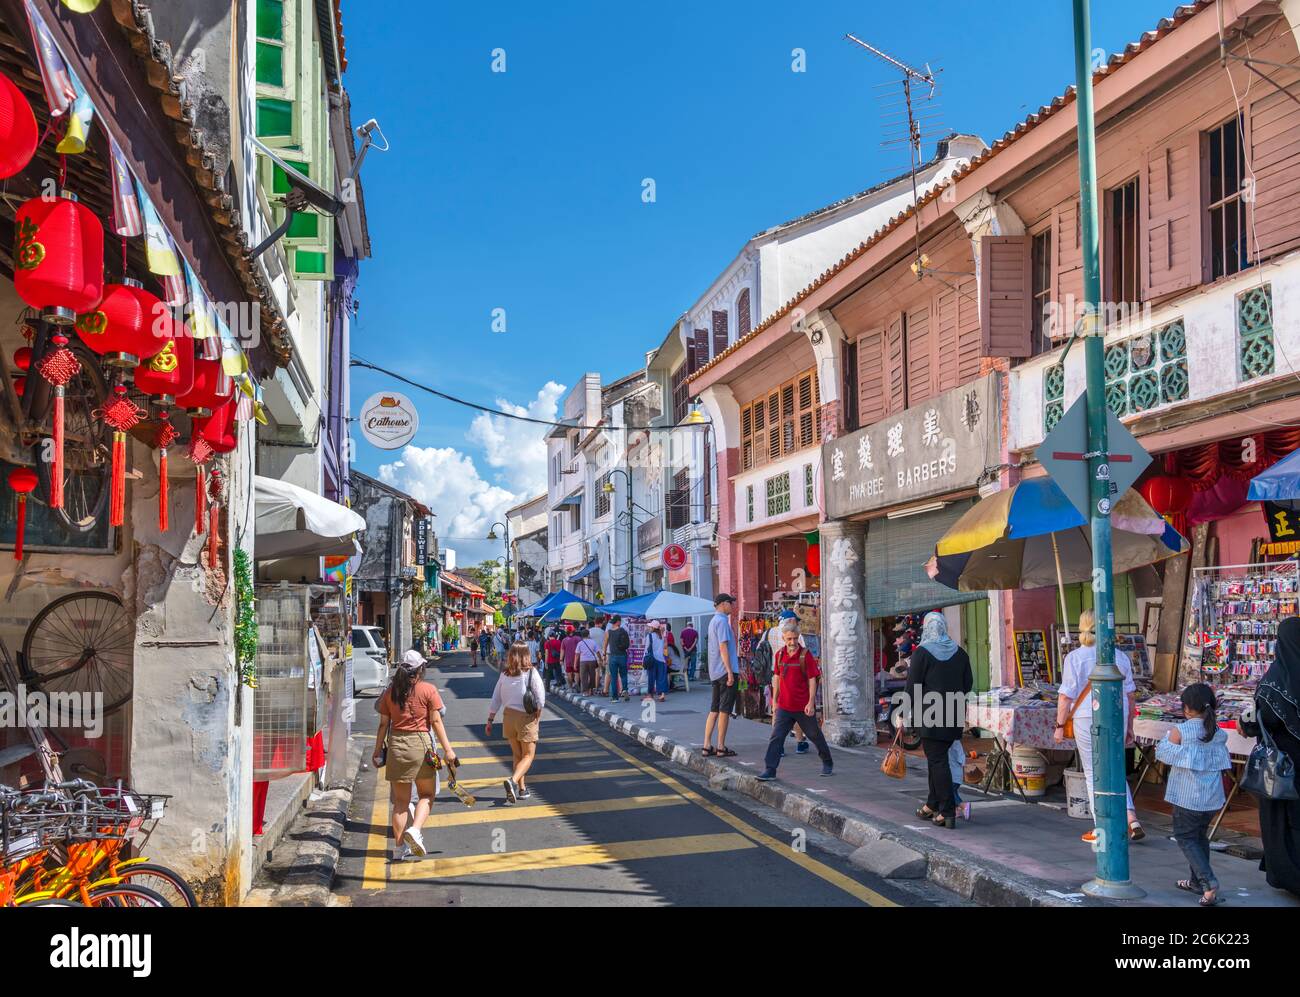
xmin=256 ymin=98 xmax=294 ymax=138
xmin=255 ymin=42 xmax=284 ymax=87
xmin=256 ymin=0 xmax=285 ymax=39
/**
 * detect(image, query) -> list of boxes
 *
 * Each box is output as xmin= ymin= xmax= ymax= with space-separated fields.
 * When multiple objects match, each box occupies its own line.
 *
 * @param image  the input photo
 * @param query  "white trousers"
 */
xmin=1074 ymin=718 xmax=1134 ymax=818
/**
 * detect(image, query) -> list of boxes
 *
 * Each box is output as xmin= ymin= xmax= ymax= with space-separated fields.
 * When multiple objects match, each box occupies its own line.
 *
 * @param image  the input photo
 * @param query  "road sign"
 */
xmin=1038 ymin=395 xmax=1151 ymax=520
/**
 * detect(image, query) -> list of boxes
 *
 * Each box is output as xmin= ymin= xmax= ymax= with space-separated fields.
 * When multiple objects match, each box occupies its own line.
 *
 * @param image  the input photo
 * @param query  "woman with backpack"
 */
xmin=486 ymin=642 xmax=546 ymax=803
xmin=372 ymin=650 xmax=457 ymax=859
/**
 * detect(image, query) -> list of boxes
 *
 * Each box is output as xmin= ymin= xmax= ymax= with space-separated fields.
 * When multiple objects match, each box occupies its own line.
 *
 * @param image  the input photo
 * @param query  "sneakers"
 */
xmin=395 ymin=844 xmax=413 ymax=862
xmin=1081 ymin=829 xmax=1098 ymax=843
xmin=796 ymin=740 xmax=811 ymax=754
xmin=821 ymin=764 xmax=833 ymax=777
xmin=402 ymin=827 xmax=426 ymax=857
xmin=503 ymin=778 xmax=519 ymax=804
xmin=756 ymin=769 xmax=778 ymax=781
xmin=518 ymin=787 xmax=532 ymax=800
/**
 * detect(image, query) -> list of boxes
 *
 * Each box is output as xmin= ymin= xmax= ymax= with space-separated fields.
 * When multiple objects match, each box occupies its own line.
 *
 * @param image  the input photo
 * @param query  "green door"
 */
xmin=962 ymin=599 xmax=991 ymax=692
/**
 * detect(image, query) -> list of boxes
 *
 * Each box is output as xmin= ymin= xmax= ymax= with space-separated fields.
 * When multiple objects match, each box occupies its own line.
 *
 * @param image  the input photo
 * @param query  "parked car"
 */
xmin=351 ymin=626 xmax=389 ymax=695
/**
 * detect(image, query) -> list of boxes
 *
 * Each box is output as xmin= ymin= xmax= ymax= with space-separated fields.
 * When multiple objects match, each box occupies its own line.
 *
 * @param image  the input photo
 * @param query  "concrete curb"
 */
xmin=550 ymin=687 xmax=1099 ymax=907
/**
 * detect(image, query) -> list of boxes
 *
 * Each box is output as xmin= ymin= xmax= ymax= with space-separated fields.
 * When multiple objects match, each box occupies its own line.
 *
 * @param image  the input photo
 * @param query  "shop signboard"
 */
xmin=662 ymin=544 xmax=687 ymax=570
xmin=415 ymin=517 xmax=431 ymax=565
xmin=822 ymin=374 xmax=998 ymax=519
xmin=359 ymin=392 xmax=419 ymax=450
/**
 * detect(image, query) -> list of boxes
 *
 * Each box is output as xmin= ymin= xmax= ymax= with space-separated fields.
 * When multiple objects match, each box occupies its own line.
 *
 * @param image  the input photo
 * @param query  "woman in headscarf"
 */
xmin=904 ymin=611 xmax=973 ymax=829
xmin=1240 ymin=615 xmax=1300 ymax=897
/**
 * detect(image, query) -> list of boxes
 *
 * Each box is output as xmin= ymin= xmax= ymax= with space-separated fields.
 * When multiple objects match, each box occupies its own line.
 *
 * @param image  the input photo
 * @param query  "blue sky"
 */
xmin=341 ymin=0 xmax=1181 ymax=566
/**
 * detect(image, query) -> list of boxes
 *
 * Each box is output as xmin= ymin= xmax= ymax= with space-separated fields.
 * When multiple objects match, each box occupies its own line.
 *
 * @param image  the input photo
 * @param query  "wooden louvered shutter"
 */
xmin=797 ymin=370 xmax=818 ymax=449
xmin=1053 ymin=199 xmax=1083 ymax=323
xmin=781 ymin=381 xmax=796 ymax=456
xmin=906 ymin=301 xmax=932 ymax=404
xmin=712 ymin=310 xmax=729 ymax=358
xmin=767 ymin=389 xmax=782 ymax=463
xmin=737 ymin=288 xmax=752 ymax=337
xmin=752 ymin=396 xmax=766 ymax=468
xmin=932 ymin=284 xmax=959 ymax=391
xmin=857 ymin=329 xmax=886 ymax=427
xmin=957 ymin=275 xmax=983 ymax=380
xmin=1250 ymin=88 xmax=1300 ymax=261
xmin=979 ymin=235 xmax=1033 ymax=358
xmin=886 ymin=314 xmax=907 ymax=414
xmin=1142 ymin=133 xmax=1203 ymax=299
xmin=741 ymin=404 xmax=754 ymax=471
xmin=693 ymin=329 xmax=709 ymax=369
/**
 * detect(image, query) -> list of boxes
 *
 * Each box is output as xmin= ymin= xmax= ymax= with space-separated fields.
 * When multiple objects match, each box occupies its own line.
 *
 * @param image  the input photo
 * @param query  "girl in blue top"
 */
xmin=1155 ymin=683 xmax=1232 ymax=907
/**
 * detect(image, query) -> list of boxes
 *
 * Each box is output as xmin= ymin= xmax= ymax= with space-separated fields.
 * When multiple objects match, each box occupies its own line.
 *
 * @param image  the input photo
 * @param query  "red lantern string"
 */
xmin=95 ymin=384 xmax=144 ymax=528
xmin=35 ymin=334 xmax=81 ymax=509
xmin=155 ymin=414 xmax=179 ymax=533
xmin=8 ymin=467 xmax=38 ymax=561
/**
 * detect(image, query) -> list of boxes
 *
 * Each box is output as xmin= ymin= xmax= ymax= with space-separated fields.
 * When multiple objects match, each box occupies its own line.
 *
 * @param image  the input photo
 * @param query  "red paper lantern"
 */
xmin=132 ymin=321 xmax=195 ymax=404
xmin=1139 ymin=475 xmax=1193 ymax=518
xmin=805 ymin=542 xmax=820 ymax=578
xmin=13 ymin=194 xmax=104 ymax=323
xmin=8 ymin=466 xmax=38 ymax=561
xmin=0 ymin=70 xmax=37 ymax=179
xmin=12 ymin=377 xmax=25 ymax=397
xmin=13 ymin=347 xmax=31 ymax=372
xmin=175 ymin=357 xmax=233 ymax=417
xmin=74 ymin=279 xmax=169 ymax=368
xmin=195 ymin=396 xmax=237 ymax=454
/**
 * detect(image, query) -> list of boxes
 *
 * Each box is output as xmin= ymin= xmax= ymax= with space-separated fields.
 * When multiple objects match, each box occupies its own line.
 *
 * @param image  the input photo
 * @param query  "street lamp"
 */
xmin=603 ymin=468 xmax=635 ymax=599
xmin=487 ymin=521 xmax=511 ymax=622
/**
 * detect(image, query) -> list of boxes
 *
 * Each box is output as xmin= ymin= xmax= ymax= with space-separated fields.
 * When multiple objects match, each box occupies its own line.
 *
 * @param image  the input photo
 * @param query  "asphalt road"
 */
xmin=333 ymin=650 xmax=956 ymax=907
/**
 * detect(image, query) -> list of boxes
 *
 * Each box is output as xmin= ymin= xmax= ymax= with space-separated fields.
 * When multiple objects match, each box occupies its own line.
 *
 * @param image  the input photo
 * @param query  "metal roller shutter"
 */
xmin=863 ymin=500 xmax=987 ymax=619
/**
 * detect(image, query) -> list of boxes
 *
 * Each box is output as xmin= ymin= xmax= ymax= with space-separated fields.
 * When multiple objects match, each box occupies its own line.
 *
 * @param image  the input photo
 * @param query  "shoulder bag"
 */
xmin=1242 ymin=720 xmax=1299 ymax=800
xmin=881 ymin=727 xmax=907 ymax=779
xmin=1064 ymin=681 xmax=1091 ymax=741
xmin=522 ymin=669 xmax=542 ymax=715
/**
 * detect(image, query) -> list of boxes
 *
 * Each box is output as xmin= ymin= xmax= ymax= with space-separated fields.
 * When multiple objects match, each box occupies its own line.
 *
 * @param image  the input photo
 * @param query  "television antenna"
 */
xmin=844 ymin=34 xmax=957 ymax=284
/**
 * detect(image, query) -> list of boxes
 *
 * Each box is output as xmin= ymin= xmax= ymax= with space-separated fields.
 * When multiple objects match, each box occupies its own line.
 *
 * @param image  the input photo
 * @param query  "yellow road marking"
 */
xmin=422 ymin=793 xmax=687 ymax=828
xmin=389 ymin=832 xmax=755 ymax=880
xmin=446 ymin=735 xmax=587 ymax=748
xmin=548 ymin=702 xmax=899 ymax=907
xmin=361 ymin=781 xmax=390 ymax=890
xmin=453 ymin=749 xmax=606 ymax=766
xmin=451 ymin=767 xmax=640 ymax=790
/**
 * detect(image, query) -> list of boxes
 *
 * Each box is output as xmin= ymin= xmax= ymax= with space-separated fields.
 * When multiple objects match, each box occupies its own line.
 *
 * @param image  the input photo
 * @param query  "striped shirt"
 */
xmin=1155 ymin=719 xmax=1231 ymax=812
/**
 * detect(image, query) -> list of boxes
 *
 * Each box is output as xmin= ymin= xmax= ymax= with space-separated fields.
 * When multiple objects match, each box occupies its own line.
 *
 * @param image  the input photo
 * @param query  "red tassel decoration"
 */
xmin=35 ymin=334 xmax=81 ymax=509
xmin=95 ymin=384 xmax=144 ymax=528
xmin=208 ymin=501 xmax=220 ymax=569
xmin=155 ymin=413 xmax=178 ymax=533
xmin=188 ymin=434 xmax=213 ymax=536
xmin=8 ymin=467 xmax=38 ymax=561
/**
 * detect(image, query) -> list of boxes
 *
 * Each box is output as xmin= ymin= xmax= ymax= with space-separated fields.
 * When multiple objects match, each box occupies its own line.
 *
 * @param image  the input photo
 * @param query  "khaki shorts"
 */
xmin=385 ymin=729 xmax=437 ymax=783
xmin=503 ymin=706 xmax=540 ymax=744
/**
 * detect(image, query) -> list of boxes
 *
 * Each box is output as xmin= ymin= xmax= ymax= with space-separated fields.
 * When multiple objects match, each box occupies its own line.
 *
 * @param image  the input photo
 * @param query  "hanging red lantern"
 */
xmin=8 ymin=466 xmax=38 ymax=561
xmin=95 ymin=384 xmax=144 ymax=528
xmin=74 ymin=279 xmax=169 ymax=368
xmin=13 ymin=194 xmax=104 ymax=324
xmin=1139 ymin=475 xmax=1194 ymax=518
xmin=132 ymin=320 xmax=195 ymax=404
xmin=805 ymin=542 xmax=820 ymax=578
xmin=13 ymin=377 xmax=25 ymax=398
xmin=0 ymin=70 xmax=38 ymax=179
xmin=195 ymin=396 xmax=237 ymax=454
xmin=175 ymin=357 xmax=233 ymax=417
xmin=13 ymin=347 xmax=31 ymax=372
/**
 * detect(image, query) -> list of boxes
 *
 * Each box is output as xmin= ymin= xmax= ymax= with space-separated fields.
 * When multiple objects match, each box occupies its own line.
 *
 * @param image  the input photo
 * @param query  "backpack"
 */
xmin=751 ymin=638 xmax=774 ymax=685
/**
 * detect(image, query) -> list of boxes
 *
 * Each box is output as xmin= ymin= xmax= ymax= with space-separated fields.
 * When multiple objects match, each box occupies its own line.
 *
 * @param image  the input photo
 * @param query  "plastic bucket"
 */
xmin=1011 ymin=746 xmax=1047 ymax=797
xmin=1064 ymin=767 xmax=1092 ymax=819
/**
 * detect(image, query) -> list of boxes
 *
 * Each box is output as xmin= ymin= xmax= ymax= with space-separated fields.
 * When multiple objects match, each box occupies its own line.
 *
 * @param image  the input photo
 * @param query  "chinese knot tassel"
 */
xmin=208 ymin=501 xmax=219 ymax=569
xmin=35 ymin=334 xmax=81 ymax=510
xmin=95 ymin=384 xmax=143 ymax=529
xmin=195 ymin=464 xmax=204 ymax=534
xmin=158 ymin=448 xmax=168 ymax=532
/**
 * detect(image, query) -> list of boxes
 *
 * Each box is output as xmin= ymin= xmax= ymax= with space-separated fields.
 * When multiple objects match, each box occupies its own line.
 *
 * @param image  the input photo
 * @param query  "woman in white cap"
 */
xmin=372 ymin=650 xmax=457 ymax=859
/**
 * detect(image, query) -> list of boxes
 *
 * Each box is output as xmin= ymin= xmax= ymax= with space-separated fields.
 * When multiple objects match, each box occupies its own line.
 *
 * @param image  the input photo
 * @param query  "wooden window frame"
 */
xmin=1104 ymin=176 xmax=1142 ymax=321
xmin=1206 ymin=113 xmax=1251 ymax=282
xmin=739 ymin=366 xmax=820 ymax=472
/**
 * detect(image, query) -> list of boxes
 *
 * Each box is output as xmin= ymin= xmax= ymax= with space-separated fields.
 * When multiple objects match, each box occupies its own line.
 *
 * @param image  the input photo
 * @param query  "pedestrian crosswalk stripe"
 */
xmin=388 ymin=832 xmax=756 ymax=880
xmin=445 ymin=735 xmax=587 ymax=748
xmin=548 ymin=702 xmax=899 ymax=907
xmin=452 ymin=748 xmax=606 ymax=766
xmin=450 ymin=767 xmax=641 ymax=790
xmin=421 ymin=793 xmax=688 ymax=828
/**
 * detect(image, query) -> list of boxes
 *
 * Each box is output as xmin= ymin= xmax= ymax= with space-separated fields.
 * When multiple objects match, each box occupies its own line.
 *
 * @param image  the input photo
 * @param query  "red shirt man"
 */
xmin=773 ymin=645 xmax=821 ymax=713
xmin=544 ymin=636 xmax=563 ymax=664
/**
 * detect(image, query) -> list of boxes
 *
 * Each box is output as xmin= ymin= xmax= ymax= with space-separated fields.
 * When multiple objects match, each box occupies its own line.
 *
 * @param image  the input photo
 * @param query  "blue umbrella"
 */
xmin=1248 ymin=448 xmax=1300 ymax=510
xmin=600 ymin=590 xmax=717 ymax=619
xmin=516 ymin=588 xmax=594 ymax=618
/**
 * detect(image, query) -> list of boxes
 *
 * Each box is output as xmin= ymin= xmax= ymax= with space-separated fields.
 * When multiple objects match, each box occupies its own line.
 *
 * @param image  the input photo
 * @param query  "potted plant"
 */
xmin=441 ymin=623 xmax=457 ymax=651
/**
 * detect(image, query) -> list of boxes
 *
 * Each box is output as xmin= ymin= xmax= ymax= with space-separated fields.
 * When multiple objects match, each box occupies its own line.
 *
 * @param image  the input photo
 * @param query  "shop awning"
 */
xmin=254 ymin=476 xmax=366 ymax=560
xmin=554 ymin=490 xmax=583 ymax=510
xmin=569 ymin=558 xmax=600 ymax=581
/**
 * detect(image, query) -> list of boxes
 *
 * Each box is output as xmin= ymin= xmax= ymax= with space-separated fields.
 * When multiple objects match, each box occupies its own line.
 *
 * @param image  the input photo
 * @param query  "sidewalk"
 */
xmin=551 ymin=680 xmax=1300 ymax=908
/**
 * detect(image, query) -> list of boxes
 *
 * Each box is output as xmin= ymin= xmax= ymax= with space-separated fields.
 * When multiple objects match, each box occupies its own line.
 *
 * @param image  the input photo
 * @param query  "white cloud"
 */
xmin=376 ymin=382 xmax=565 ymax=546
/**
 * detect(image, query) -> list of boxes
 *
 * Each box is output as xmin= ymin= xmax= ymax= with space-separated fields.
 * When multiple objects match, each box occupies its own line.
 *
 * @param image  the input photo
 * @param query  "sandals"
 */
xmin=932 ymin=813 xmax=956 ymax=829
xmin=702 ymin=747 xmax=717 ymax=757
xmin=1200 ymin=893 xmax=1224 ymax=907
xmin=1176 ymin=880 xmax=1224 ymax=905
xmin=916 ymin=806 xmax=938 ymax=820
xmin=1176 ymin=879 xmax=1200 ymax=894
xmin=716 ymin=747 xmax=737 ymax=757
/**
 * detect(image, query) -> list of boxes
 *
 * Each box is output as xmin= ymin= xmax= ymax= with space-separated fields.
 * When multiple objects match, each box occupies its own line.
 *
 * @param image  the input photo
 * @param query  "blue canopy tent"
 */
xmin=599 ymin=590 xmax=717 ymax=619
xmin=1248 ymin=448 xmax=1300 ymax=510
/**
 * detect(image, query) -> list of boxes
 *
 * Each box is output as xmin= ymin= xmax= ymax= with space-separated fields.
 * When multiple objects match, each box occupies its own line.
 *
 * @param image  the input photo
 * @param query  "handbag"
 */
xmin=1063 ymin=681 xmax=1091 ymax=741
xmin=522 ymin=669 xmax=541 ymax=714
xmin=422 ymin=730 xmax=443 ymax=771
xmin=1242 ymin=721 xmax=1299 ymax=800
xmin=881 ymin=727 xmax=907 ymax=779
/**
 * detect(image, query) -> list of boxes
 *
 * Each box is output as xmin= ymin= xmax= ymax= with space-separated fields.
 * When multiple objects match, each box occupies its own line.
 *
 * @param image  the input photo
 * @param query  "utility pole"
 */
xmin=1072 ymin=0 xmax=1143 ymax=900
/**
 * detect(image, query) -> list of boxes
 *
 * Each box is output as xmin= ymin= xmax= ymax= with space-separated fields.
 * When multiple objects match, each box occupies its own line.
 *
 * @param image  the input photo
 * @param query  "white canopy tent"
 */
xmin=253 ymin=475 xmax=366 ymax=560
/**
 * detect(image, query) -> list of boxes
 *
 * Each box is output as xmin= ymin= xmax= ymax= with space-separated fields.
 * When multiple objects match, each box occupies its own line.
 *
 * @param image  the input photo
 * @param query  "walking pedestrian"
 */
xmin=589 ymin=616 xmax=607 ymax=696
xmin=1156 ymin=682 xmax=1231 ymax=906
xmin=606 ymin=615 xmax=630 ymax=701
xmin=1054 ymin=609 xmax=1144 ymax=842
xmin=756 ymin=617 xmax=833 ymax=781
xmin=643 ymin=620 xmax=669 ymax=702
xmin=525 ymin=628 xmax=540 ymax=673
xmin=544 ymin=628 xmax=564 ymax=688
xmin=561 ymin=627 xmax=581 ymax=690
xmin=680 ymin=620 xmax=699 ymax=682
xmin=575 ymin=627 xmax=600 ymax=695
xmin=1240 ymin=616 xmax=1300 ymax=898
xmin=372 ymin=650 xmax=457 ymax=859
xmin=904 ymin=612 xmax=972 ymax=830
xmin=702 ymin=593 xmax=738 ymax=758
xmin=486 ymin=642 xmax=546 ymax=803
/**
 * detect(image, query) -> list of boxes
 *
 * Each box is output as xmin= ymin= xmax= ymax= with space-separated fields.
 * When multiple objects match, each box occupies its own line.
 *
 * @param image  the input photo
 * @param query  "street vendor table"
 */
xmin=966 ymin=698 xmax=1074 ymax=801
xmin=1131 ymin=716 xmax=1256 ymax=840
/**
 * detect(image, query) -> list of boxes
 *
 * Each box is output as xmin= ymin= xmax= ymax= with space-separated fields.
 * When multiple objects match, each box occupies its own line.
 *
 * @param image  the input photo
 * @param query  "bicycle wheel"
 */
xmin=17 ymin=898 xmax=83 ymax=906
xmin=115 ymin=863 xmax=197 ymax=907
xmin=87 ymin=883 xmax=169 ymax=907
xmin=22 ymin=591 xmax=134 ymax=715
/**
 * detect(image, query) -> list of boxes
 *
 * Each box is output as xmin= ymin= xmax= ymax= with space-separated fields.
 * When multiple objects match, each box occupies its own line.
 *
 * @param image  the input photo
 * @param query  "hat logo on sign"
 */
xmin=360 ymin=391 xmax=419 ymax=449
